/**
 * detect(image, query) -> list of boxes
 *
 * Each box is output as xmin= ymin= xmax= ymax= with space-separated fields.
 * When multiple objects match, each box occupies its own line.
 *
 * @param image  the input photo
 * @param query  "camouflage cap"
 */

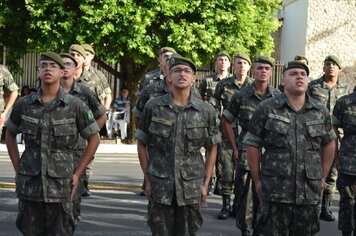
xmin=81 ymin=43 xmax=95 ymax=55
xmin=324 ymin=55 xmax=342 ymax=69
xmin=283 ymin=60 xmax=310 ymax=76
xmin=234 ymin=53 xmax=251 ymax=65
xmin=69 ymin=44 xmax=86 ymax=59
xmin=294 ymin=55 xmax=309 ymax=65
xmin=215 ymin=51 xmax=231 ymax=61
xmin=40 ymin=51 xmax=65 ymax=69
xmin=159 ymin=47 xmax=177 ymax=55
xmin=60 ymin=53 xmax=78 ymax=67
xmin=253 ymin=55 xmax=274 ymax=67
xmin=169 ymin=54 xmax=196 ymax=73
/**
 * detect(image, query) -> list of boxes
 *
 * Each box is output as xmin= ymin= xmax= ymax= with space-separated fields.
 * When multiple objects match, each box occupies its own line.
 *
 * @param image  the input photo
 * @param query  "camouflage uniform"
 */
xmin=77 ymin=70 xmax=106 ymax=101
xmin=5 ymin=88 xmax=100 ymax=235
xmin=332 ymin=92 xmax=356 ymax=233
xmin=67 ymin=80 xmax=106 ymax=220
xmin=134 ymin=92 xmax=222 ymax=235
xmin=308 ymin=75 xmax=352 ymax=220
xmin=88 ymin=66 xmax=112 ymax=100
xmin=0 ymin=65 xmax=19 ymax=137
xmin=243 ymin=93 xmax=337 ymax=235
xmin=223 ymin=84 xmax=281 ymax=233
xmin=210 ymin=75 xmax=253 ymax=217
xmin=138 ymin=68 xmax=162 ymax=95
xmin=198 ymin=73 xmax=232 ymax=102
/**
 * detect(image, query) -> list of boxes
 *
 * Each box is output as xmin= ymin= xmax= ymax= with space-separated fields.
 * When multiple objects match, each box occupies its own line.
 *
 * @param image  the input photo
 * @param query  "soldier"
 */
xmin=198 ymin=51 xmax=232 ymax=102
xmin=245 ymin=61 xmax=336 ymax=235
xmin=308 ymin=55 xmax=353 ymax=221
xmin=332 ymin=91 xmax=356 ymax=236
xmin=69 ymin=44 xmax=106 ymax=196
xmin=210 ymin=53 xmax=253 ymax=219
xmin=60 ymin=53 xmax=107 ymax=220
xmin=0 ymin=64 xmax=19 ymax=138
xmin=222 ymin=56 xmax=281 ymax=236
xmin=5 ymin=51 xmax=100 ymax=235
xmin=134 ymin=54 xmax=221 ymax=235
xmin=294 ymin=55 xmax=309 ymax=65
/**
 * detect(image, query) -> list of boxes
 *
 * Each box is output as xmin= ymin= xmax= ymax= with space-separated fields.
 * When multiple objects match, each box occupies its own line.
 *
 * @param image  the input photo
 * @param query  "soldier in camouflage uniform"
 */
xmin=0 ymin=64 xmax=19 ymax=138
xmin=332 ymin=92 xmax=356 ymax=236
xmin=245 ymin=61 xmax=336 ymax=235
xmin=135 ymin=54 xmax=222 ymax=235
xmin=5 ymin=52 xmax=100 ymax=235
xmin=60 ymin=53 xmax=107 ymax=221
xmin=210 ymin=53 xmax=253 ymax=219
xmin=69 ymin=44 xmax=107 ymax=197
xmin=308 ymin=55 xmax=353 ymax=221
xmin=222 ymin=56 xmax=280 ymax=236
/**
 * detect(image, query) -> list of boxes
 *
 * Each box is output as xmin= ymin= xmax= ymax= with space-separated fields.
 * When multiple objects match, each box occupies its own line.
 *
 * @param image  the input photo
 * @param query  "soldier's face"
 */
xmin=233 ymin=58 xmax=250 ymax=78
xmin=84 ymin=52 xmax=94 ymax=66
xmin=168 ymin=65 xmax=196 ymax=89
xmin=69 ymin=50 xmax=85 ymax=68
xmin=62 ymin=57 xmax=76 ymax=79
xmin=38 ymin=60 xmax=64 ymax=85
xmin=215 ymin=56 xmax=231 ymax=72
xmin=281 ymin=68 xmax=308 ymax=95
xmin=323 ymin=61 xmax=340 ymax=78
xmin=252 ymin=63 xmax=272 ymax=82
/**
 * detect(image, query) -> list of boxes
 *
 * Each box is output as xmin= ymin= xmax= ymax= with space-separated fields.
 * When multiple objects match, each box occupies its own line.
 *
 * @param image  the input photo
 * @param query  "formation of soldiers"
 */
xmin=1 ymin=44 xmax=355 ymax=236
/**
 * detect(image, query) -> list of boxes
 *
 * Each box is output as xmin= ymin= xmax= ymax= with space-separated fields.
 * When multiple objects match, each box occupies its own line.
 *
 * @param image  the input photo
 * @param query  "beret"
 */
xmin=60 ymin=53 xmax=78 ymax=67
xmin=253 ymin=55 xmax=274 ymax=67
xmin=215 ymin=51 xmax=231 ymax=61
xmin=81 ymin=43 xmax=95 ymax=55
xmin=324 ymin=55 xmax=342 ymax=69
xmin=294 ymin=55 xmax=309 ymax=65
xmin=283 ymin=60 xmax=310 ymax=76
xmin=169 ymin=54 xmax=196 ymax=73
xmin=159 ymin=47 xmax=177 ymax=55
xmin=234 ymin=53 xmax=252 ymax=65
xmin=40 ymin=51 xmax=65 ymax=69
xmin=69 ymin=44 xmax=86 ymax=59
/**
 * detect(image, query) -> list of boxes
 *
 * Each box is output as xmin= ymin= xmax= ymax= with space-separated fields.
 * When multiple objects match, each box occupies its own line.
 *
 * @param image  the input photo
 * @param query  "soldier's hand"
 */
xmin=233 ymin=149 xmax=239 ymax=161
xmin=70 ymin=174 xmax=79 ymax=201
xmin=255 ymin=180 xmax=263 ymax=204
xmin=145 ymin=180 xmax=152 ymax=201
xmin=201 ymin=185 xmax=208 ymax=204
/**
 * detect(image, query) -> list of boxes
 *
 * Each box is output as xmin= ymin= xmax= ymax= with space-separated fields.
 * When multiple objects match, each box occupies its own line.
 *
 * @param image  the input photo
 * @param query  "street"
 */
xmin=0 ymin=144 xmax=341 ymax=235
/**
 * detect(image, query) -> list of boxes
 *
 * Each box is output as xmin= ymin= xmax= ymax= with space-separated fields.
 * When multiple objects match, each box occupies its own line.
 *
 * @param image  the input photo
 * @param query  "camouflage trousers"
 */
xmin=16 ymin=199 xmax=76 ymax=236
xmin=323 ymin=162 xmax=338 ymax=195
xmin=257 ymin=201 xmax=319 ymax=236
xmin=148 ymin=196 xmax=203 ymax=236
xmin=216 ymin=140 xmax=234 ymax=195
xmin=337 ymin=173 xmax=356 ymax=232
xmin=73 ymin=149 xmax=86 ymax=221
xmin=235 ymin=169 xmax=260 ymax=233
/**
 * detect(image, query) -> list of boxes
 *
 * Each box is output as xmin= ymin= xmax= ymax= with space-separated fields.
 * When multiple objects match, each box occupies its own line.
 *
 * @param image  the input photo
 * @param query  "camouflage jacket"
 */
xmin=222 ymin=84 xmax=281 ymax=170
xmin=332 ymin=92 xmax=356 ymax=175
xmin=243 ymin=93 xmax=336 ymax=204
xmin=5 ymin=88 xmax=99 ymax=203
xmin=198 ymin=73 xmax=232 ymax=102
xmin=77 ymin=70 xmax=106 ymax=101
xmin=308 ymin=75 xmax=352 ymax=112
xmin=134 ymin=93 xmax=222 ymax=206
xmin=0 ymin=65 xmax=19 ymax=112
xmin=88 ymin=66 xmax=112 ymax=96
xmin=137 ymin=68 xmax=162 ymax=96
xmin=68 ymin=79 xmax=106 ymax=150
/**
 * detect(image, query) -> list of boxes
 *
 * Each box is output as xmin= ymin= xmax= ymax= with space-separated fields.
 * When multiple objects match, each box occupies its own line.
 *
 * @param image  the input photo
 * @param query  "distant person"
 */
xmin=113 ymin=88 xmax=130 ymax=119
xmin=20 ymin=85 xmax=30 ymax=97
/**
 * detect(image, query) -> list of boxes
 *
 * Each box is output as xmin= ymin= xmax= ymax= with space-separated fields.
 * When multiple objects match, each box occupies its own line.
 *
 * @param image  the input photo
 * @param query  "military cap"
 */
xmin=215 ymin=51 xmax=231 ymax=61
xmin=294 ymin=55 xmax=309 ymax=65
xmin=159 ymin=47 xmax=177 ymax=55
xmin=40 ymin=51 xmax=65 ymax=69
xmin=59 ymin=53 xmax=78 ymax=67
xmin=253 ymin=55 xmax=274 ymax=67
xmin=169 ymin=54 xmax=196 ymax=73
xmin=81 ymin=43 xmax=95 ymax=55
xmin=283 ymin=60 xmax=310 ymax=76
xmin=234 ymin=53 xmax=251 ymax=65
xmin=69 ymin=44 xmax=86 ymax=59
xmin=324 ymin=55 xmax=342 ymax=69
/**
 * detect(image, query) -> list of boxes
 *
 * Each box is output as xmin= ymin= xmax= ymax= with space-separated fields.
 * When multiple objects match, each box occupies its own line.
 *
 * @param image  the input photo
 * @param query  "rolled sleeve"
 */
xmin=321 ymin=129 xmax=337 ymax=146
xmin=222 ymin=109 xmax=235 ymax=123
xmin=243 ymin=131 xmax=263 ymax=148
xmin=134 ymin=128 xmax=150 ymax=145
xmin=4 ymin=118 xmax=19 ymax=134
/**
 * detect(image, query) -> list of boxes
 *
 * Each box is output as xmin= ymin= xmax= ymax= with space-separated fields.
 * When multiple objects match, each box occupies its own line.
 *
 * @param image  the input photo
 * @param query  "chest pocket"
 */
xmin=52 ymin=118 xmax=77 ymax=150
xmin=186 ymin=124 xmax=207 ymax=153
xmin=19 ymin=115 xmax=40 ymax=148
xmin=306 ymin=120 xmax=325 ymax=151
xmin=264 ymin=114 xmax=290 ymax=149
xmin=148 ymin=116 xmax=173 ymax=150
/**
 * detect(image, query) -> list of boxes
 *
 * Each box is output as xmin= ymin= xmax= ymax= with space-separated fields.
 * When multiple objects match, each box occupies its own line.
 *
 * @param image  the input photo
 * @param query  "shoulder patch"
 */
xmin=87 ymin=110 xmax=94 ymax=121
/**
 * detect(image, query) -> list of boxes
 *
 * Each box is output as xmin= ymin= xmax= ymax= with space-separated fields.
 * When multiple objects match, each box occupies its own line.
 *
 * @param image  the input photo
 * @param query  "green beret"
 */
xmin=60 ymin=53 xmax=78 ymax=67
xmin=253 ymin=55 xmax=274 ymax=67
xmin=234 ymin=53 xmax=251 ymax=65
xmin=283 ymin=60 xmax=310 ymax=76
xmin=40 ymin=51 xmax=65 ymax=69
xmin=169 ymin=54 xmax=196 ymax=73
xmin=159 ymin=47 xmax=177 ymax=55
xmin=324 ymin=55 xmax=342 ymax=69
xmin=69 ymin=44 xmax=86 ymax=59
xmin=81 ymin=43 xmax=95 ymax=55
xmin=215 ymin=51 xmax=231 ymax=61
xmin=294 ymin=55 xmax=309 ymax=65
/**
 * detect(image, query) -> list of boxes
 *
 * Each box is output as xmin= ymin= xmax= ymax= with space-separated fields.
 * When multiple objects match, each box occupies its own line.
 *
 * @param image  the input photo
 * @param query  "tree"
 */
xmin=0 ymin=0 xmax=282 ymax=139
